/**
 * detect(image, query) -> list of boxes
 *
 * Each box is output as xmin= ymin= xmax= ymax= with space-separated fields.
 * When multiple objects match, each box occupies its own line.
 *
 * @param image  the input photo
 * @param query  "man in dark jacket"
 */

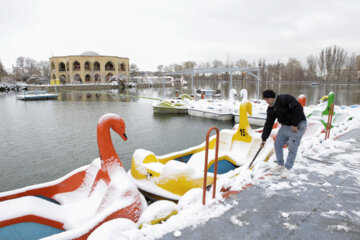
xmin=260 ymin=89 xmax=307 ymax=178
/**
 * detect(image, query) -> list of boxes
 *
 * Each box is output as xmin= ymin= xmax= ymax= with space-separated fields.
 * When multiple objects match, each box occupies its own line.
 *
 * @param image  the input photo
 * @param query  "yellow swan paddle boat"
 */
xmin=129 ymin=101 xmax=274 ymax=201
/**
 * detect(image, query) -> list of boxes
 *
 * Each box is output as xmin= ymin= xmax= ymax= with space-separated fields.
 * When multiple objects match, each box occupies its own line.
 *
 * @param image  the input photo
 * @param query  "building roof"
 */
xmin=81 ymin=51 xmax=100 ymax=56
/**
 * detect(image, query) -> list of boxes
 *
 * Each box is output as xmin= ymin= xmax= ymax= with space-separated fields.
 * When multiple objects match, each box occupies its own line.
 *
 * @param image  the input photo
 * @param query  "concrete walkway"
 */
xmin=163 ymin=129 xmax=360 ymax=240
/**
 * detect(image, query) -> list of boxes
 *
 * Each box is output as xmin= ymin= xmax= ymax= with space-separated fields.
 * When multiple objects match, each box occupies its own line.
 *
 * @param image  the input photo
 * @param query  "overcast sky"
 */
xmin=1 ymin=0 xmax=359 ymax=71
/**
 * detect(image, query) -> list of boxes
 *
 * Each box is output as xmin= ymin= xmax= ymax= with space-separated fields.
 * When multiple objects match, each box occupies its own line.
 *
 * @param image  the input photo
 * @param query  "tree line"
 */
xmin=0 ymin=57 xmax=49 ymax=82
xmin=134 ymin=45 xmax=359 ymax=83
xmin=1 ymin=45 xmax=359 ymax=83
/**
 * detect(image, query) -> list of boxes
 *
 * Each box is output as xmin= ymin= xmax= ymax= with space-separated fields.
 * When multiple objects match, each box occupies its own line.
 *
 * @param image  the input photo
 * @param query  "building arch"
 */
xmin=85 ymin=74 xmax=91 ymax=83
xmin=60 ymin=74 xmax=66 ymax=84
xmin=106 ymin=73 xmax=113 ymax=82
xmin=120 ymin=63 xmax=126 ymax=71
xmin=74 ymin=74 xmax=82 ymax=83
xmin=52 ymin=74 xmax=56 ymax=79
xmin=59 ymin=62 xmax=66 ymax=71
xmin=94 ymin=62 xmax=100 ymax=71
xmin=95 ymin=74 xmax=101 ymax=82
xmin=73 ymin=61 xmax=81 ymax=71
xmin=85 ymin=61 xmax=91 ymax=70
xmin=51 ymin=62 xmax=55 ymax=71
xmin=105 ymin=61 xmax=114 ymax=71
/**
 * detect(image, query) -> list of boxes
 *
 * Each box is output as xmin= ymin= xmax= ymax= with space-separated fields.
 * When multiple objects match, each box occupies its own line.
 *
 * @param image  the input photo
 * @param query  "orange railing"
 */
xmin=325 ymin=103 xmax=334 ymax=140
xmin=202 ymin=127 xmax=220 ymax=205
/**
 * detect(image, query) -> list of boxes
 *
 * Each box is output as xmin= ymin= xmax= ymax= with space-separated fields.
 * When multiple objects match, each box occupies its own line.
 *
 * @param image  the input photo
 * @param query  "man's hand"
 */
xmin=291 ymin=126 xmax=298 ymax=133
xmin=260 ymin=140 xmax=265 ymax=148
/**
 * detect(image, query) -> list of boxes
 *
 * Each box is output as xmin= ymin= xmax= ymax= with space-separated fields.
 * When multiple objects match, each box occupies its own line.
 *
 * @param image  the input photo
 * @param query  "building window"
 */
xmin=73 ymin=61 xmax=81 ymax=71
xmin=60 ymin=75 xmax=66 ymax=84
xmin=105 ymin=61 xmax=114 ymax=71
xmin=51 ymin=62 xmax=55 ymax=71
xmin=85 ymin=74 xmax=91 ymax=83
xmin=120 ymin=63 xmax=126 ymax=71
xmin=94 ymin=62 xmax=100 ymax=71
xmin=74 ymin=74 xmax=82 ymax=83
xmin=95 ymin=74 xmax=101 ymax=83
xmin=66 ymin=62 xmax=69 ymax=71
xmin=85 ymin=61 xmax=91 ymax=70
xmin=59 ymin=62 xmax=66 ymax=71
xmin=106 ymin=73 xmax=113 ymax=82
xmin=52 ymin=74 xmax=56 ymax=79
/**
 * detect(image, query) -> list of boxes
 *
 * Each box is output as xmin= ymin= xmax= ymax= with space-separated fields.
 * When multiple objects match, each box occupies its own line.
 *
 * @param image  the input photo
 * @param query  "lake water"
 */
xmin=0 ymin=82 xmax=359 ymax=192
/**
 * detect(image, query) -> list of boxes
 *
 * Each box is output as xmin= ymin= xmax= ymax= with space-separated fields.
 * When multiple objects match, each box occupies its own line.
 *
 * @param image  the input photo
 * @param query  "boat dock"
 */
xmin=162 ymin=128 xmax=360 ymax=240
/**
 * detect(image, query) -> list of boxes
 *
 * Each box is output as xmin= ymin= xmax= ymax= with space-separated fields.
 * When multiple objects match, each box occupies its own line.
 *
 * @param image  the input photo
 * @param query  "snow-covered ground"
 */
xmin=87 ymin=105 xmax=360 ymax=240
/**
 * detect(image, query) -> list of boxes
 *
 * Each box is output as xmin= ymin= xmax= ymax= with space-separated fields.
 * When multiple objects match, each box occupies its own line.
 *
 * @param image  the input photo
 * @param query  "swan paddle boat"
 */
xmin=306 ymin=92 xmax=350 ymax=127
xmin=129 ymin=100 xmax=274 ymax=201
xmin=187 ymin=89 xmax=238 ymax=121
xmin=233 ymin=89 xmax=268 ymax=126
xmin=0 ymin=114 xmax=147 ymax=240
xmin=152 ymin=94 xmax=192 ymax=114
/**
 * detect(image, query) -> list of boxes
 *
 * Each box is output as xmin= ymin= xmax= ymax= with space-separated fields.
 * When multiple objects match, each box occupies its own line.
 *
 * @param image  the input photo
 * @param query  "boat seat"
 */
xmin=161 ymin=160 xmax=196 ymax=177
xmin=0 ymin=196 xmax=64 ymax=224
xmin=218 ymin=129 xmax=236 ymax=152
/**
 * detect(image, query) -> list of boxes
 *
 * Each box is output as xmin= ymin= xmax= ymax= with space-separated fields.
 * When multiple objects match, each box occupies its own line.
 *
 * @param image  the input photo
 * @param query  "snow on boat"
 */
xmin=0 ymin=114 xmax=147 ymax=240
xmin=152 ymin=94 xmax=192 ymax=114
xmin=307 ymin=92 xmax=350 ymax=127
xmin=187 ymin=89 xmax=237 ymax=121
xmin=16 ymin=90 xmax=58 ymax=101
xmin=129 ymin=100 xmax=274 ymax=201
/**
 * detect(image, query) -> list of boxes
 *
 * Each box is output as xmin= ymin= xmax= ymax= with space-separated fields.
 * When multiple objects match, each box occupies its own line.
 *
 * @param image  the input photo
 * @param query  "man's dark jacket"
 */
xmin=261 ymin=94 xmax=306 ymax=141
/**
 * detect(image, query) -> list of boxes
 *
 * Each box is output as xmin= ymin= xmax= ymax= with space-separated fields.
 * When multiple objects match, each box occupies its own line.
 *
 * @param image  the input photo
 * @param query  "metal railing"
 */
xmin=325 ymin=103 xmax=334 ymax=140
xmin=202 ymin=127 xmax=220 ymax=205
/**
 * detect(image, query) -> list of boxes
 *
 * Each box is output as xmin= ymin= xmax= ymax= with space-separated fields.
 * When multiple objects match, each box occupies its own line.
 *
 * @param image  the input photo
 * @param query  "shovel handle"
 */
xmin=248 ymin=147 xmax=262 ymax=169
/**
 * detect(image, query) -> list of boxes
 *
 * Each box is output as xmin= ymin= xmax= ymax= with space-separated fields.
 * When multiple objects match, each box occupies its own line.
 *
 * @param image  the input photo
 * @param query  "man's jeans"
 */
xmin=274 ymin=120 xmax=307 ymax=170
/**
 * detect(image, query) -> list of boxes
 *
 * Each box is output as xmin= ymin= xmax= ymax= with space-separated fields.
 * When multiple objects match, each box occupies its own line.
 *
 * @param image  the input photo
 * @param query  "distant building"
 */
xmin=49 ymin=51 xmax=129 ymax=84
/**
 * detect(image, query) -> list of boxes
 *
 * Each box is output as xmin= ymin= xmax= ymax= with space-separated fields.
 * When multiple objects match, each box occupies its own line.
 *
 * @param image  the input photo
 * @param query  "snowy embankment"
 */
xmin=87 ymin=106 xmax=360 ymax=240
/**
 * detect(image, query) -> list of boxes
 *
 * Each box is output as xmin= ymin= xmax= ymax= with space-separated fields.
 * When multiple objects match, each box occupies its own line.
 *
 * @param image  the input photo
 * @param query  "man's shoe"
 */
xmin=272 ymin=164 xmax=284 ymax=172
xmin=281 ymin=168 xmax=290 ymax=179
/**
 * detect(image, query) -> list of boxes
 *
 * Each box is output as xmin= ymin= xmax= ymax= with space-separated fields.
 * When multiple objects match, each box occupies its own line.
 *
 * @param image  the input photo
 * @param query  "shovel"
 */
xmin=248 ymin=147 xmax=262 ymax=169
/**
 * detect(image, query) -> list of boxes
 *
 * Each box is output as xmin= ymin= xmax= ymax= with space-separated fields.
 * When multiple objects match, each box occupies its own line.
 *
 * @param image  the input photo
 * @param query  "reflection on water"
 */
xmin=0 ymin=82 xmax=358 ymax=192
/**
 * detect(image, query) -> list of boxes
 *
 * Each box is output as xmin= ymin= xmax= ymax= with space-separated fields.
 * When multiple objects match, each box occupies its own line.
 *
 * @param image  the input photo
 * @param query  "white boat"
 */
xmin=233 ymin=89 xmax=267 ymax=126
xmin=16 ymin=90 xmax=58 ymax=101
xmin=187 ymin=89 xmax=237 ymax=121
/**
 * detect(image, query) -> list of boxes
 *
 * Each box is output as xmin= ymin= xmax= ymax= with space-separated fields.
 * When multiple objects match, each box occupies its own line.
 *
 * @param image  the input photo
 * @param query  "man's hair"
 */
xmin=262 ymin=89 xmax=276 ymax=98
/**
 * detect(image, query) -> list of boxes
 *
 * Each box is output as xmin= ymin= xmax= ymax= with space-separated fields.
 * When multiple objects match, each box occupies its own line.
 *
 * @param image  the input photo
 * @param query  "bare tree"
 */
xmin=305 ymin=55 xmax=317 ymax=81
xmin=284 ymin=58 xmax=304 ymax=82
xmin=157 ymin=65 xmax=164 ymax=72
xmin=129 ymin=63 xmax=139 ymax=76
xmin=37 ymin=61 xmax=50 ymax=80
xmin=344 ymin=53 xmax=357 ymax=83
xmin=318 ymin=45 xmax=348 ymax=82
xmin=182 ymin=61 xmax=197 ymax=70
xmin=0 ymin=60 xmax=7 ymax=81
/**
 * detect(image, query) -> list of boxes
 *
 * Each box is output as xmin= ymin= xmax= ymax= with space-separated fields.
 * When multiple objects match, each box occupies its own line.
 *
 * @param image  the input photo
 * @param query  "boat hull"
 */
xmin=234 ymin=114 xmax=266 ymax=126
xmin=153 ymin=106 xmax=188 ymax=114
xmin=188 ymin=108 xmax=233 ymax=121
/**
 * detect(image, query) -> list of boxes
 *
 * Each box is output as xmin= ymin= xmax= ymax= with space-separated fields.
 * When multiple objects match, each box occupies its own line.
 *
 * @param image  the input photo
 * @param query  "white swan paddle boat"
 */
xmin=187 ymin=89 xmax=238 ymax=121
xmin=129 ymin=100 xmax=274 ymax=201
xmin=0 ymin=114 xmax=147 ymax=240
